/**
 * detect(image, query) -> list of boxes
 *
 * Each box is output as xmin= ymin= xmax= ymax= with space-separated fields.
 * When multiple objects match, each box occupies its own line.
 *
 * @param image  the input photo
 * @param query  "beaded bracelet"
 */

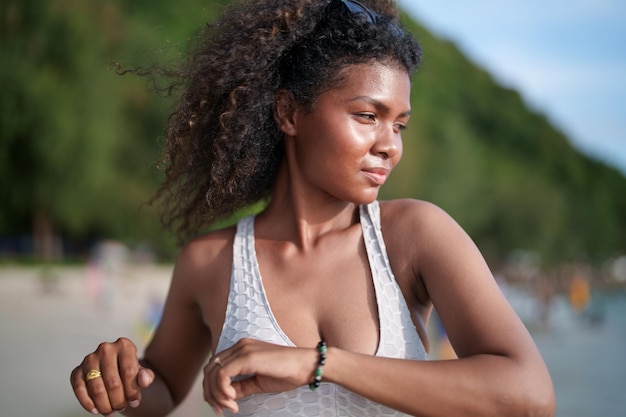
xmin=309 ymin=341 xmax=327 ymax=391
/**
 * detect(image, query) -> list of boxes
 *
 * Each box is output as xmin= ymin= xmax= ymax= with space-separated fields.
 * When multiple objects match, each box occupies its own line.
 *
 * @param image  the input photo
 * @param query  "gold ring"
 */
xmin=85 ymin=370 xmax=102 ymax=381
xmin=213 ymin=356 xmax=223 ymax=367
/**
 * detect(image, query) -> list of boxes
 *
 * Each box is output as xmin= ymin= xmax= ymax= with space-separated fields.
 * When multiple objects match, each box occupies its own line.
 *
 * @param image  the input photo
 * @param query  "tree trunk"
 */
xmin=33 ymin=210 xmax=62 ymax=260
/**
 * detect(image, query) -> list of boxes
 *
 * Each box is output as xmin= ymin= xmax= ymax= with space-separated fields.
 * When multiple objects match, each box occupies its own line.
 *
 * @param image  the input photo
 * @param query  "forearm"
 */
xmin=324 ymin=347 xmax=555 ymax=417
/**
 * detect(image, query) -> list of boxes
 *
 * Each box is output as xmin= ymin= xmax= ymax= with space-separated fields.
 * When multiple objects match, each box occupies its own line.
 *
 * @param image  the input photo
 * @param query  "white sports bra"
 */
xmin=215 ymin=201 xmax=427 ymax=416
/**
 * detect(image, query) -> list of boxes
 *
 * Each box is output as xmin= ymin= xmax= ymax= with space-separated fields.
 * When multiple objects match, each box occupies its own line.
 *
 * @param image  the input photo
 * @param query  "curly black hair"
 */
xmin=153 ymin=0 xmax=421 ymax=242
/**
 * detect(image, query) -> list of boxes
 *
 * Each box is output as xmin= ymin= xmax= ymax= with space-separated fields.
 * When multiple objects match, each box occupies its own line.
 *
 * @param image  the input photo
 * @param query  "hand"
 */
xmin=203 ymin=338 xmax=317 ymax=415
xmin=70 ymin=337 xmax=155 ymax=416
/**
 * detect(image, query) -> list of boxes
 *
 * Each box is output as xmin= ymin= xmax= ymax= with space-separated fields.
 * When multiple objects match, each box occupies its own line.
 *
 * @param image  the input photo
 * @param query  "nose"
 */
xmin=373 ymin=124 xmax=402 ymax=160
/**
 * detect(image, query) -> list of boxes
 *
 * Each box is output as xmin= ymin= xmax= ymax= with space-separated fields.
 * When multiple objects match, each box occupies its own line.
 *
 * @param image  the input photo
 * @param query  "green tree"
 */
xmin=1 ymin=1 xmax=625 ymax=267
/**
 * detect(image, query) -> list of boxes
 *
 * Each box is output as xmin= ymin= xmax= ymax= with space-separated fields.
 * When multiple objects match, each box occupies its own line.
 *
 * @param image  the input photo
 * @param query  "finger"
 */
xmin=97 ymin=348 xmax=129 ymax=412
xmin=213 ymin=365 xmax=240 ymax=412
xmin=203 ymin=361 xmax=236 ymax=415
xmin=212 ymin=355 xmax=225 ymax=368
xmin=209 ymin=351 xmax=233 ymax=369
xmin=70 ymin=366 xmax=99 ymax=415
xmin=117 ymin=344 xmax=142 ymax=405
xmin=207 ymin=352 xmax=240 ymax=392
xmin=81 ymin=352 xmax=116 ymax=415
xmin=202 ymin=366 xmax=220 ymax=413
xmin=204 ymin=354 xmax=230 ymax=400
xmin=137 ymin=367 xmax=155 ymax=388
xmin=231 ymin=377 xmax=263 ymax=399
xmin=85 ymin=369 xmax=115 ymax=414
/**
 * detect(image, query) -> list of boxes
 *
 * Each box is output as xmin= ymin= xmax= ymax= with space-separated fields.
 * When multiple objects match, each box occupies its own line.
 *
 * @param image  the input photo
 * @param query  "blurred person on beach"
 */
xmin=84 ymin=241 xmax=129 ymax=311
xmin=568 ymin=274 xmax=590 ymax=313
xmin=70 ymin=1 xmax=554 ymax=416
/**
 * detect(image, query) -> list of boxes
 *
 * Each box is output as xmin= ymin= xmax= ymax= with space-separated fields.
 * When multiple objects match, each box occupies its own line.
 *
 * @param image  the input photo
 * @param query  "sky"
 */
xmin=398 ymin=0 xmax=626 ymax=175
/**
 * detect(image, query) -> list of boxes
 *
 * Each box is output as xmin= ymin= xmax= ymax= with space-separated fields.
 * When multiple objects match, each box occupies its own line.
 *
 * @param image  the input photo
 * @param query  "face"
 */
xmin=282 ymin=62 xmax=412 ymax=204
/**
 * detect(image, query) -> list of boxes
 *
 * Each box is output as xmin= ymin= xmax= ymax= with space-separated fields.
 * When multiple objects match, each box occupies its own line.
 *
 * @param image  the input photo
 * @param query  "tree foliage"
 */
xmin=382 ymin=18 xmax=626 ymax=267
xmin=1 ymin=0 xmax=625 ymax=266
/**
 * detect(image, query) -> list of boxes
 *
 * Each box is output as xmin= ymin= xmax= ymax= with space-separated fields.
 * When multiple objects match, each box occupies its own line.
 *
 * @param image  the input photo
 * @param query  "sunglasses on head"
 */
xmin=340 ymin=0 xmax=379 ymax=24
xmin=335 ymin=0 xmax=403 ymax=35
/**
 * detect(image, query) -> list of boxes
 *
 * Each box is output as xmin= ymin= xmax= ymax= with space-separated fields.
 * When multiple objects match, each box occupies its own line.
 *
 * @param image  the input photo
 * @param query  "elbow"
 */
xmin=534 ymin=381 xmax=556 ymax=417
xmin=497 ymin=385 xmax=555 ymax=417
xmin=491 ymin=356 xmax=555 ymax=417
xmin=522 ymin=384 xmax=555 ymax=417
xmin=508 ymin=370 xmax=556 ymax=417
xmin=526 ymin=362 xmax=556 ymax=417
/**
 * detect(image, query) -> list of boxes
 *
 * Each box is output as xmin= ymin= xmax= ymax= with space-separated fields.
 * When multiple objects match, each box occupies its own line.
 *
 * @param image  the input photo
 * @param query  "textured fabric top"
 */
xmin=215 ymin=201 xmax=427 ymax=416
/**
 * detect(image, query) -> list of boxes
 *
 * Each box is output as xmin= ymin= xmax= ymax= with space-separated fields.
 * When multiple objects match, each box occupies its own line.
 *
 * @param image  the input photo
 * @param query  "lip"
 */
xmin=361 ymin=167 xmax=390 ymax=185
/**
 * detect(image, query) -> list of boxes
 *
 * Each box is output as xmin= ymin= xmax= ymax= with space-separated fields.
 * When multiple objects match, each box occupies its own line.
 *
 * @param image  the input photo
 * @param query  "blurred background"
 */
xmin=1 ymin=1 xmax=625 ymax=416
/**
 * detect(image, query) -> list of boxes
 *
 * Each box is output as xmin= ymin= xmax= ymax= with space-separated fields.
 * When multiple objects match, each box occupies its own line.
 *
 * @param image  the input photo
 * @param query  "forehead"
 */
xmin=323 ymin=62 xmax=412 ymax=106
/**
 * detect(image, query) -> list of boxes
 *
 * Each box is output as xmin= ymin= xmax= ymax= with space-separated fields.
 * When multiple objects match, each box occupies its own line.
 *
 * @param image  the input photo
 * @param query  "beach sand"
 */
xmin=0 ymin=265 xmax=207 ymax=417
xmin=0 ymin=265 xmax=624 ymax=417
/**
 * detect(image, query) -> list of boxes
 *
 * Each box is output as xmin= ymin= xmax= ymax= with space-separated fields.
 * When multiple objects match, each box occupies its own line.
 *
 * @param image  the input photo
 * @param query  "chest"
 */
xmin=255 ymin=234 xmax=380 ymax=354
xmin=206 ymin=215 xmax=428 ymax=357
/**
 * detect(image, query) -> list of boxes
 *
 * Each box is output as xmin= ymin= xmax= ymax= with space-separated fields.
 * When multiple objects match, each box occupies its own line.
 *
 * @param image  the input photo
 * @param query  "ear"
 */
xmin=274 ymin=89 xmax=298 ymax=137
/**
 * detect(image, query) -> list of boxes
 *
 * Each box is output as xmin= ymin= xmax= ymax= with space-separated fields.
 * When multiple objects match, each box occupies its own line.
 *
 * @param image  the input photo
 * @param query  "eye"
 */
xmin=395 ymin=123 xmax=408 ymax=131
xmin=355 ymin=113 xmax=376 ymax=123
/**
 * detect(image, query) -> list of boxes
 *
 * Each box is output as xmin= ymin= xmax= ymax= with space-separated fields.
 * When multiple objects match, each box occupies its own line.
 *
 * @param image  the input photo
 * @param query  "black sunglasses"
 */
xmin=335 ymin=0 xmax=403 ymax=35
xmin=341 ymin=0 xmax=379 ymax=24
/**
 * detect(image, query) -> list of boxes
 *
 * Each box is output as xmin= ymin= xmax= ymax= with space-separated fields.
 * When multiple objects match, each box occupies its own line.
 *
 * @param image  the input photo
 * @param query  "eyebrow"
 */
xmin=347 ymin=96 xmax=411 ymax=118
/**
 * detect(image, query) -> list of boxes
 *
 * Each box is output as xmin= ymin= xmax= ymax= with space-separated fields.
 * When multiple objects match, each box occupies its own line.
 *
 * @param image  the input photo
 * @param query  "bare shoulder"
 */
xmin=378 ymin=199 xmax=486 ymax=298
xmin=377 ymin=199 xmax=461 ymax=305
xmin=379 ymin=198 xmax=444 ymax=219
xmin=172 ymin=226 xmax=236 ymax=291
xmin=379 ymin=198 xmax=485 ymax=271
xmin=379 ymin=198 xmax=459 ymax=243
xmin=178 ymin=227 xmax=236 ymax=269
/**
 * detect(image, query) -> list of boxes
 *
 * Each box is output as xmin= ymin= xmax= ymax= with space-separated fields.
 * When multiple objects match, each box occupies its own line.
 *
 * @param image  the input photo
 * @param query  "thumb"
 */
xmin=137 ymin=367 xmax=155 ymax=388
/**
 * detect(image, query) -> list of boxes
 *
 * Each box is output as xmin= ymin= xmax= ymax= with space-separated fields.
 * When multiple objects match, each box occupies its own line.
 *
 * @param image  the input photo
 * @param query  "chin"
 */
xmin=349 ymin=188 xmax=380 ymax=205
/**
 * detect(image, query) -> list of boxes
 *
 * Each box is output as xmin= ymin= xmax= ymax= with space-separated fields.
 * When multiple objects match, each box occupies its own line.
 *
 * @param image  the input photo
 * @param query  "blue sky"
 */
xmin=399 ymin=0 xmax=626 ymax=175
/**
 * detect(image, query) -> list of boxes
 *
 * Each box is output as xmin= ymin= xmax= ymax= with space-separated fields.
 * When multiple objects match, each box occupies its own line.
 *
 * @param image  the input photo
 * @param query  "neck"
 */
xmin=256 ymin=159 xmax=361 ymax=250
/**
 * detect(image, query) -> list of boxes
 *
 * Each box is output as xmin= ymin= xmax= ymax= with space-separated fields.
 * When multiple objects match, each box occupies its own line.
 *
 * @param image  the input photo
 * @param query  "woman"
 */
xmin=70 ymin=0 xmax=555 ymax=416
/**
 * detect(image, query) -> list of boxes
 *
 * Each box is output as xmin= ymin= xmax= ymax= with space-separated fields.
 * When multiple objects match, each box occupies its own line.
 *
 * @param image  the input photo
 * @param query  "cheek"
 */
xmin=295 ymin=116 xmax=368 ymax=176
xmin=387 ymin=137 xmax=404 ymax=170
xmin=395 ymin=141 xmax=404 ymax=165
xmin=301 ymin=141 xmax=357 ymax=183
xmin=294 ymin=137 xmax=337 ymax=179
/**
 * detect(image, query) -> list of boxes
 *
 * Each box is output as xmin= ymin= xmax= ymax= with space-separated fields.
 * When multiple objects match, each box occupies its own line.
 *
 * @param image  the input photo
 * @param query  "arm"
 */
xmin=124 ymin=240 xmax=215 ymax=416
xmin=71 ymin=233 xmax=229 ymax=417
xmin=324 ymin=200 xmax=555 ymax=416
